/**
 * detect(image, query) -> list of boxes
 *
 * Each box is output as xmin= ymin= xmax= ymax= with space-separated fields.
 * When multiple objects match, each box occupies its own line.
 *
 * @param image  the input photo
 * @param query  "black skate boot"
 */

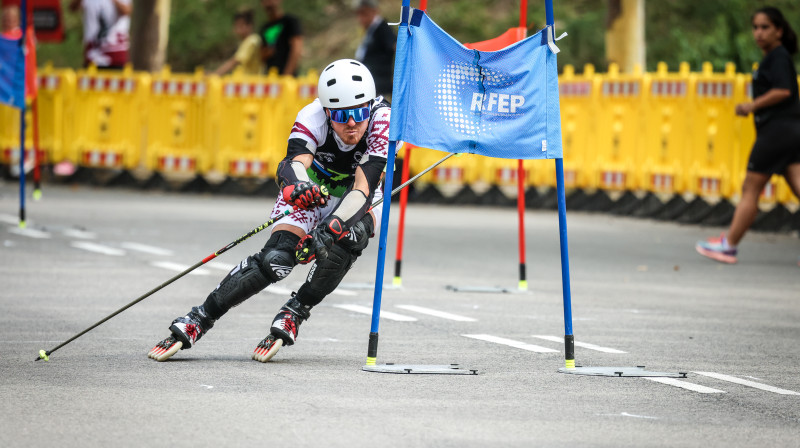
xmin=252 ymin=295 xmax=311 ymax=362
xmin=148 ymin=306 xmax=216 ymax=362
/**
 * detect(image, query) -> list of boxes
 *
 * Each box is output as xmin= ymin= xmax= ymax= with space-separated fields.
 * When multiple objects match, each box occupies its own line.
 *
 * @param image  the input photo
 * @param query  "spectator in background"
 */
xmin=1 ymin=2 xmax=21 ymax=38
xmin=260 ymin=0 xmax=302 ymax=76
xmin=213 ymin=9 xmax=263 ymax=76
xmin=355 ymin=0 xmax=395 ymax=99
xmin=69 ymin=0 xmax=131 ymax=69
xmin=696 ymin=6 xmax=800 ymax=265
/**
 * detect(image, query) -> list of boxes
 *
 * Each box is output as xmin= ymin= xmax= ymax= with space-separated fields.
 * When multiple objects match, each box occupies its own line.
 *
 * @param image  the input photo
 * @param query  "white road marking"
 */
xmin=601 ymin=412 xmax=658 ymax=420
xmin=693 ymin=371 xmax=800 ymax=396
xmin=330 ymin=288 xmax=358 ymax=297
xmin=63 ymin=228 xmax=97 ymax=239
xmin=150 ymin=261 xmax=210 ymax=276
xmin=206 ymin=261 xmax=236 ymax=271
xmin=643 ymin=377 xmax=726 ymax=394
xmin=620 ymin=412 xmax=658 ymax=419
xmin=121 ymin=242 xmax=174 ymax=256
xmin=8 ymin=227 xmax=51 ymax=239
xmin=395 ymin=305 xmax=477 ymax=322
xmin=531 ymin=335 xmax=627 ymax=354
xmin=263 ymin=285 xmax=293 ymax=295
xmin=71 ymin=241 xmax=125 ymax=256
xmin=461 ymin=334 xmax=559 ymax=353
xmin=0 ymin=213 xmax=21 ymax=225
xmin=333 ymin=304 xmax=417 ymax=322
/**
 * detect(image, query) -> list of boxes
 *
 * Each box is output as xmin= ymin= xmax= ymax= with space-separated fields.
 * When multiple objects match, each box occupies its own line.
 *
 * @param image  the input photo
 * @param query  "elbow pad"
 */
xmin=276 ymin=159 xmax=311 ymax=189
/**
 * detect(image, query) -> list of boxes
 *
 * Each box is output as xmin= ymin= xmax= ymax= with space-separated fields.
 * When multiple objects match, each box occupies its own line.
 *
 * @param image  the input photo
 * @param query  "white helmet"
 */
xmin=317 ymin=59 xmax=376 ymax=108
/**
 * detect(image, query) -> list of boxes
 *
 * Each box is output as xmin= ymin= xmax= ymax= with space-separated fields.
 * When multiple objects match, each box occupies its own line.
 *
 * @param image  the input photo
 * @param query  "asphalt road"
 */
xmin=1 ymin=182 xmax=799 ymax=448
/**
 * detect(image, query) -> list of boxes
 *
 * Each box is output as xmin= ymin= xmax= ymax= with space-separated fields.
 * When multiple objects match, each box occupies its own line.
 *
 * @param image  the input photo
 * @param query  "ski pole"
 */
xmin=371 ymin=151 xmax=456 ymax=210
xmin=36 ymin=207 xmax=297 ymax=361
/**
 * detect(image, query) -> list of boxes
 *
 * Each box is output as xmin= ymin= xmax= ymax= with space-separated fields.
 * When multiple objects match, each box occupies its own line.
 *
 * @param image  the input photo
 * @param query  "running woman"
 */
xmin=149 ymin=59 xmax=393 ymax=361
xmin=696 ymin=7 xmax=800 ymax=264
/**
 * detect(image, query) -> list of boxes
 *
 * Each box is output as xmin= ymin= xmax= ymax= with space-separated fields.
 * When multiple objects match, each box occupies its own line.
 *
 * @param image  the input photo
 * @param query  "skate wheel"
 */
xmin=148 ymin=338 xmax=182 ymax=362
xmin=252 ymin=336 xmax=283 ymax=363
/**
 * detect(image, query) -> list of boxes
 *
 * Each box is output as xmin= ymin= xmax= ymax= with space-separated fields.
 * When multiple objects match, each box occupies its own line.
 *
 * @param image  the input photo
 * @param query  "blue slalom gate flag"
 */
xmin=0 ymin=34 xmax=25 ymax=110
xmin=390 ymin=9 xmax=563 ymax=160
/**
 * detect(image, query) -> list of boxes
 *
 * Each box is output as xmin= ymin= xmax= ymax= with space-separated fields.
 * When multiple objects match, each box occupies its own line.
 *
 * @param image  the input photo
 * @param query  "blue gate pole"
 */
xmin=546 ymin=0 xmax=575 ymax=369
xmin=366 ymin=0 xmax=410 ymax=367
xmin=366 ymin=140 xmax=399 ymax=366
xmin=18 ymin=0 xmax=28 ymax=229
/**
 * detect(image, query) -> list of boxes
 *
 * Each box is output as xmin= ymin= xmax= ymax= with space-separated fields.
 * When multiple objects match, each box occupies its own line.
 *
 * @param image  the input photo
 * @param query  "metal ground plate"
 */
xmin=363 ymin=364 xmax=478 ymax=375
xmin=558 ymin=366 xmax=687 ymax=377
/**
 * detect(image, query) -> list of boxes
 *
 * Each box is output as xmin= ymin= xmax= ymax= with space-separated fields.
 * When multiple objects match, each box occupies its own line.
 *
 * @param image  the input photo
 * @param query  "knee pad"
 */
xmin=203 ymin=256 xmax=270 ymax=318
xmin=294 ymin=243 xmax=356 ymax=307
xmin=339 ymin=214 xmax=374 ymax=256
xmin=254 ymin=230 xmax=301 ymax=282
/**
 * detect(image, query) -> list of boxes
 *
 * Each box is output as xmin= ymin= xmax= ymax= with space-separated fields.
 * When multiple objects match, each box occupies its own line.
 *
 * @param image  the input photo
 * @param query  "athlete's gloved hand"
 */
xmin=282 ymin=182 xmax=328 ymax=210
xmin=295 ymin=215 xmax=350 ymax=264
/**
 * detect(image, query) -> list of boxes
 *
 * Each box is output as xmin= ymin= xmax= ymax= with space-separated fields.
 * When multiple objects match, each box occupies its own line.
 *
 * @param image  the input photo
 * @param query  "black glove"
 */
xmin=282 ymin=181 xmax=328 ymax=210
xmin=295 ymin=215 xmax=350 ymax=264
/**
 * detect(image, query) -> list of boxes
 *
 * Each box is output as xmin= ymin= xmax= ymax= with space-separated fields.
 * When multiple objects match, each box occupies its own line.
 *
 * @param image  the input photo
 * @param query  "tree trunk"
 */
xmin=130 ymin=0 xmax=171 ymax=71
xmin=605 ymin=0 xmax=645 ymax=73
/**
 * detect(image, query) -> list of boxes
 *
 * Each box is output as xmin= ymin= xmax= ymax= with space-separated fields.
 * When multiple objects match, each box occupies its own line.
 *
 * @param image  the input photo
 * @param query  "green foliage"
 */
xmin=34 ymin=0 xmax=800 ymax=74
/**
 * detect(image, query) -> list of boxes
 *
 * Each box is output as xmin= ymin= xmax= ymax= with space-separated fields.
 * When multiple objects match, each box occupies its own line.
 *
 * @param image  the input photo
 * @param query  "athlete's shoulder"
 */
xmin=291 ymin=99 xmax=328 ymax=146
xmin=369 ymin=96 xmax=391 ymax=121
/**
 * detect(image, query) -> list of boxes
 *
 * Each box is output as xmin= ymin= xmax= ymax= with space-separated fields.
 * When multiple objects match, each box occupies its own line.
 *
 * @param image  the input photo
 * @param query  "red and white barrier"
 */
xmin=223 ymin=82 xmax=280 ymax=99
xmin=83 ymin=150 xmax=122 ymax=168
xmin=229 ymin=159 xmax=268 ymax=177
xmin=696 ymin=81 xmax=733 ymax=98
xmin=79 ymin=76 xmax=136 ymax=93
xmin=559 ymin=82 xmax=591 ymax=97
xmin=651 ymin=173 xmax=674 ymax=192
xmin=698 ymin=177 xmax=721 ymax=194
xmin=158 ymin=155 xmax=196 ymax=172
xmin=432 ymin=166 xmax=464 ymax=183
xmin=601 ymin=170 xmax=626 ymax=189
xmin=602 ymin=81 xmax=640 ymax=97
xmin=650 ymin=81 xmax=687 ymax=97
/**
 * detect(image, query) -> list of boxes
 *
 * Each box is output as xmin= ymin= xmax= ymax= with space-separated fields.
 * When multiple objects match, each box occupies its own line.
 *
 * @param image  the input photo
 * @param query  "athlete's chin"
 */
xmin=340 ymin=133 xmax=364 ymax=145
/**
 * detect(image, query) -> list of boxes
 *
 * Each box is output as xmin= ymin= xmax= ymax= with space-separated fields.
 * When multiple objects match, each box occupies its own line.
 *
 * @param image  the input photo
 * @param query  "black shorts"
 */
xmin=748 ymin=116 xmax=800 ymax=175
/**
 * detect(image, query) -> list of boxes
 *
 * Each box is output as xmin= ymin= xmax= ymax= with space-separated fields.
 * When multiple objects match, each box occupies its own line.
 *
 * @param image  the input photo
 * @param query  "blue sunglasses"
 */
xmin=329 ymin=105 xmax=371 ymax=124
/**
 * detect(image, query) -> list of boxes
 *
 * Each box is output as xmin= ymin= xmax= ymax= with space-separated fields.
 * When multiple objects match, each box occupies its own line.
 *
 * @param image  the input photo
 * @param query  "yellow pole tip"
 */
xmin=365 ymin=357 xmax=377 ymax=366
xmin=38 ymin=350 xmax=49 ymax=361
xmin=392 ymin=277 xmax=402 ymax=287
xmin=518 ymin=280 xmax=528 ymax=291
xmin=19 ymin=221 xmax=26 ymax=229
xmin=564 ymin=359 xmax=575 ymax=369
xmin=33 ymin=190 xmax=42 ymax=201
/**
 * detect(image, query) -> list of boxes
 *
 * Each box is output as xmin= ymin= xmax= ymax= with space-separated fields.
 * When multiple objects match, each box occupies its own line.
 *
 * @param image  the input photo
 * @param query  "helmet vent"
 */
xmin=327 ymin=79 xmax=337 ymax=86
xmin=355 ymin=93 xmax=365 ymax=99
xmin=352 ymin=75 xmax=362 ymax=81
xmin=329 ymin=98 xmax=340 ymax=103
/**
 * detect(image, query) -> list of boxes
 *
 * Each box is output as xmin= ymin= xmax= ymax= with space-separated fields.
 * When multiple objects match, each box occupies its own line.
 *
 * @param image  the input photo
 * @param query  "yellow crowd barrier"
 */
xmin=557 ymin=63 xmax=597 ymax=189
xmin=71 ymin=65 xmax=146 ymax=170
xmin=215 ymin=70 xmax=287 ymax=178
xmin=146 ymin=67 xmax=213 ymax=174
xmin=593 ymin=63 xmax=644 ymax=191
xmin=35 ymin=65 xmax=77 ymax=166
xmin=641 ymin=62 xmax=691 ymax=195
xmin=686 ymin=62 xmax=739 ymax=200
xmin=0 ymin=101 xmax=34 ymax=167
xmin=7 ymin=63 xmax=799 ymax=209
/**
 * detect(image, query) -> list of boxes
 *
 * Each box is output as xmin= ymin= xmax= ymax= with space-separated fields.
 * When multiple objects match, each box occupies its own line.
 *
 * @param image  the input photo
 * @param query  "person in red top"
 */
xmin=69 ymin=0 xmax=131 ymax=69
